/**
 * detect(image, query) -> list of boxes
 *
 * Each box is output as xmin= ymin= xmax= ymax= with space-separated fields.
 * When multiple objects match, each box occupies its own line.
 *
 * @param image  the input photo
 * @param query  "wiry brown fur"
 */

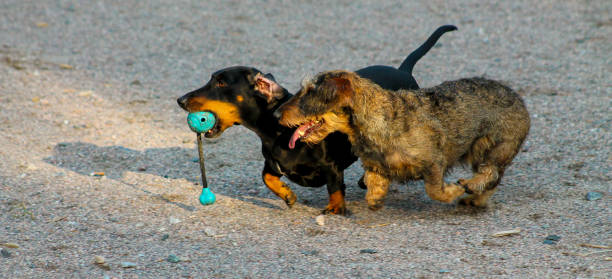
xmin=277 ymin=70 xmax=530 ymax=209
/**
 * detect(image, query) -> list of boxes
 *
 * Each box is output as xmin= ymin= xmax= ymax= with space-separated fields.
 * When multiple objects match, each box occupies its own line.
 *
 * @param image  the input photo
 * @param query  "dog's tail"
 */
xmin=397 ymin=25 xmax=457 ymax=73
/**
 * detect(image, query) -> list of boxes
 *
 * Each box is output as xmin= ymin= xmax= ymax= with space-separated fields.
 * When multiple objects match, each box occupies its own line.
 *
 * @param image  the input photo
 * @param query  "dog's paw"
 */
xmin=366 ymin=198 xmax=385 ymax=211
xmin=322 ymin=204 xmax=347 ymax=215
xmin=283 ymin=192 xmax=297 ymax=208
xmin=364 ymin=182 xmax=389 ymax=209
xmin=458 ymin=195 xmax=488 ymax=208
xmin=457 ymin=179 xmax=473 ymax=194
xmin=367 ymin=203 xmax=384 ymax=211
xmin=366 ymin=198 xmax=386 ymax=210
xmin=457 ymin=179 xmax=485 ymax=195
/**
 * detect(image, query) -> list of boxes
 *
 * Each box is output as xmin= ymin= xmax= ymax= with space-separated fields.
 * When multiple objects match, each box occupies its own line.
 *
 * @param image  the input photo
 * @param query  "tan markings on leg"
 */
xmin=262 ymin=172 xmax=296 ymax=207
xmin=323 ymin=190 xmax=346 ymax=215
xmin=364 ymin=170 xmax=390 ymax=210
xmin=424 ymin=164 xmax=465 ymax=203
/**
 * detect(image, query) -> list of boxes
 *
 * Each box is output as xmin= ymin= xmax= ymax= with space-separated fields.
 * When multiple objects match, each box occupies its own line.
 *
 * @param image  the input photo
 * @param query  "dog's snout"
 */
xmin=177 ymin=96 xmax=188 ymax=110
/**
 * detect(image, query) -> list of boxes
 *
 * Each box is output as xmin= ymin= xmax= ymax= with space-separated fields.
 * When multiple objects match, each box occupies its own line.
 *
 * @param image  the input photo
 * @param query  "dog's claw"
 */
xmin=368 ymin=203 xmax=384 ymax=211
xmin=284 ymin=192 xmax=297 ymax=208
xmin=457 ymin=179 xmax=473 ymax=194
xmin=322 ymin=198 xmax=347 ymax=215
xmin=321 ymin=205 xmax=346 ymax=215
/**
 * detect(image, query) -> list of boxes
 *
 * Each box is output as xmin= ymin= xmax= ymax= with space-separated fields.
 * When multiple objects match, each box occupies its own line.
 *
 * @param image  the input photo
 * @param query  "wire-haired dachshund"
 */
xmin=276 ymin=70 xmax=530 ymax=210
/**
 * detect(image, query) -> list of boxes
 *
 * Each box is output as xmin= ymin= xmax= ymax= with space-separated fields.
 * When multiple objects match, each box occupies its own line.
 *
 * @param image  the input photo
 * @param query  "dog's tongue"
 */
xmin=288 ymin=124 xmax=309 ymax=149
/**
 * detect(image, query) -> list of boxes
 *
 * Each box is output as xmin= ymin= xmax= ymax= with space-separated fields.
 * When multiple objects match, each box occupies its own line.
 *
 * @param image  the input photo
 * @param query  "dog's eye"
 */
xmin=216 ymin=80 xmax=227 ymax=88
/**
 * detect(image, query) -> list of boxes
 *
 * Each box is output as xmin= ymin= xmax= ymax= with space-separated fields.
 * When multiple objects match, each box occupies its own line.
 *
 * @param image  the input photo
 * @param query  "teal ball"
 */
xmin=187 ymin=111 xmax=216 ymax=133
xmin=199 ymin=187 xmax=216 ymax=205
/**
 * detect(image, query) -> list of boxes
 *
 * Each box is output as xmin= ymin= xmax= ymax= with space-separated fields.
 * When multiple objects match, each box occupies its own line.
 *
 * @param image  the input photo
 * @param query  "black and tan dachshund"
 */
xmin=177 ymin=25 xmax=457 ymax=214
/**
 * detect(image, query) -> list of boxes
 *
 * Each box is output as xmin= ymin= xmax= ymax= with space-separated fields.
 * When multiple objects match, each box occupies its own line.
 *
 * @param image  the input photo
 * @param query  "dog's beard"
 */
xmin=295 ymin=125 xmax=335 ymax=148
xmin=287 ymin=112 xmax=350 ymax=149
xmin=288 ymin=118 xmax=325 ymax=149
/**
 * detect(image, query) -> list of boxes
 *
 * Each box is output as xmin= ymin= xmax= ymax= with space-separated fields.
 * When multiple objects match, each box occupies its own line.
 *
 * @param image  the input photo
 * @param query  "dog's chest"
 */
xmin=354 ymin=136 xmax=423 ymax=180
xmin=268 ymin=144 xmax=323 ymax=182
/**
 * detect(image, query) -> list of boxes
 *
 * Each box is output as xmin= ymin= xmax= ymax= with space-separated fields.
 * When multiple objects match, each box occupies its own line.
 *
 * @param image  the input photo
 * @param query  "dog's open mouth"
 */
xmin=288 ymin=119 xmax=324 ymax=149
xmin=204 ymin=112 xmax=222 ymax=138
xmin=204 ymin=124 xmax=221 ymax=138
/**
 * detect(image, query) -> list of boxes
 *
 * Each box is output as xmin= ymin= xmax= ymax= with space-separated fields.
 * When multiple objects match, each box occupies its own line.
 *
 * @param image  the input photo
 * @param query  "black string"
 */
xmin=197 ymin=133 xmax=208 ymax=189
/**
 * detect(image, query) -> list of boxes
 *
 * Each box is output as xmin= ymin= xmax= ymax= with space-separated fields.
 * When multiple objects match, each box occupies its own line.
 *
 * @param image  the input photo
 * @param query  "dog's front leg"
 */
xmin=363 ymin=170 xmax=390 ymax=210
xmin=262 ymin=166 xmax=297 ymax=208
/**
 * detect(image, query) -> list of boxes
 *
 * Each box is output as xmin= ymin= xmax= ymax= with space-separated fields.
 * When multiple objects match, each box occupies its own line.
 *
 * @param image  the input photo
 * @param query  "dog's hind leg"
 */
xmin=262 ymin=165 xmax=297 ymax=208
xmin=458 ymin=164 xmax=500 ymax=196
xmin=424 ymin=163 xmax=466 ymax=203
xmin=322 ymin=170 xmax=347 ymax=215
xmin=457 ymin=166 xmax=501 ymax=207
xmin=459 ymin=137 xmax=523 ymax=207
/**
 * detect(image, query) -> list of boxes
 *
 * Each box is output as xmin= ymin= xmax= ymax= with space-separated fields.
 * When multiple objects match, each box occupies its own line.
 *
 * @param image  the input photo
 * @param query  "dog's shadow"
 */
xmin=43 ymin=141 xmax=284 ymax=211
xmin=43 ymin=142 xmax=494 ymax=217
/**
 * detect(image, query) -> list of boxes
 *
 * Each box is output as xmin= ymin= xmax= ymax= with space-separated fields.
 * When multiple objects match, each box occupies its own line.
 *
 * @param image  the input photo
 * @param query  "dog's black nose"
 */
xmin=177 ymin=96 xmax=188 ymax=109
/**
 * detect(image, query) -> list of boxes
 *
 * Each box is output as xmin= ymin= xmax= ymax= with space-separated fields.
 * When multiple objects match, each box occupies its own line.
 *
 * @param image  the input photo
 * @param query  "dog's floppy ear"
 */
xmin=253 ymin=73 xmax=285 ymax=103
xmin=263 ymin=73 xmax=276 ymax=81
xmin=319 ymin=76 xmax=354 ymax=106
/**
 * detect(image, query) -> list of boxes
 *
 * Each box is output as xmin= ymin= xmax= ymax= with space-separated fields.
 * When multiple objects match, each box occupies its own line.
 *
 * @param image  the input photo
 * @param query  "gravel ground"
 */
xmin=1 ymin=0 xmax=610 ymax=278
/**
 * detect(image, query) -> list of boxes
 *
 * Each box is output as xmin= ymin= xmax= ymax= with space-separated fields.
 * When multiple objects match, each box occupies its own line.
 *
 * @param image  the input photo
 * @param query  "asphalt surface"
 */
xmin=0 ymin=0 xmax=610 ymax=278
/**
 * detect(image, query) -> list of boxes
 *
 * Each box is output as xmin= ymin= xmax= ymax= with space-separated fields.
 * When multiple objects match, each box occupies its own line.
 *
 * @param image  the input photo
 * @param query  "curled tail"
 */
xmin=398 ymin=25 xmax=458 ymax=73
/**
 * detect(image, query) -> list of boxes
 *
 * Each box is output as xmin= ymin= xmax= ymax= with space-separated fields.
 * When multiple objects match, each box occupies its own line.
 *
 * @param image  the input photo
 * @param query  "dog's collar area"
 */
xmin=265 ymin=92 xmax=291 ymax=111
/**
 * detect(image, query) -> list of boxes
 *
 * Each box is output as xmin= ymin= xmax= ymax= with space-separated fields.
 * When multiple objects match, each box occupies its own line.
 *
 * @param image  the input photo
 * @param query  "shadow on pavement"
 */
xmin=43 ymin=141 xmax=283 ymax=211
xmin=43 ymin=142 xmax=489 ymax=215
